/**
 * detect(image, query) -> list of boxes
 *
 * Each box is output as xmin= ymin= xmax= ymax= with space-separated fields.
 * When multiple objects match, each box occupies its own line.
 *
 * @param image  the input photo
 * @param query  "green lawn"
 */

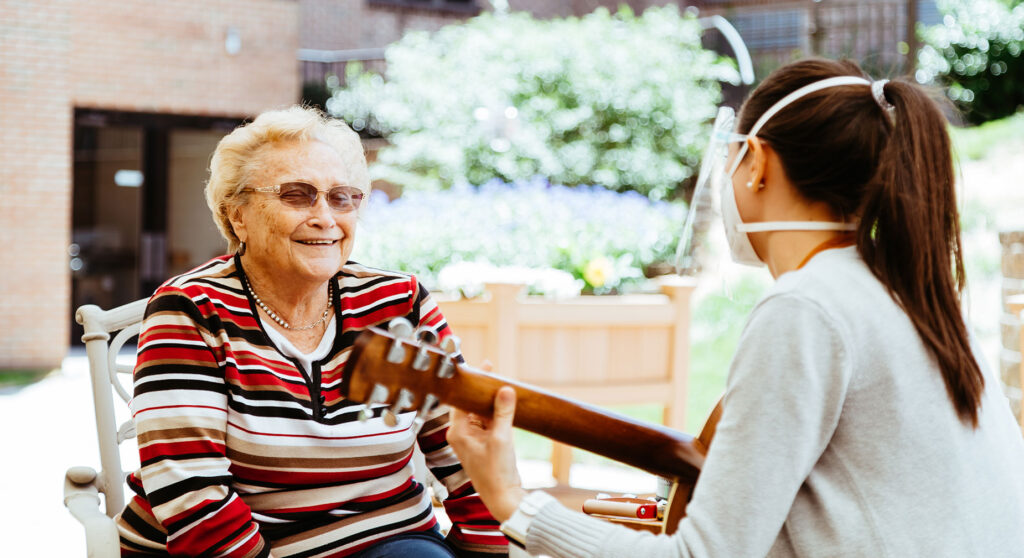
xmin=0 ymin=369 xmax=52 ymax=389
xmin=949 ymin=111 xmax=1024 ymax=161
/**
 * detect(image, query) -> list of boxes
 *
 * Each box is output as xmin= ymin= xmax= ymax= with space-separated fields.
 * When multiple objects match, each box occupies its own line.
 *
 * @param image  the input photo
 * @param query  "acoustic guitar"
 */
xmin=340 ymin=324 xmax=717 ymax=535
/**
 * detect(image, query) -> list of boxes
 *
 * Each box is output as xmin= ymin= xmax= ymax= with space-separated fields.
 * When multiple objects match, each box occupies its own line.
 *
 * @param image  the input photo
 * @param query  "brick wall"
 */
xmin=0 ymin=0 xmax=74 ymax=369
xmin=70 ymin=0 xmax=299 ymax=116
xmin=507 ymin=0 xmax=664 ymax=19
xmin=360 ymin=4 xmax=468 ymax=48
xmin=300 ymin=0 xmax=365 ymax=50
xmin=0 ymin=0 xmax=299 ymax=370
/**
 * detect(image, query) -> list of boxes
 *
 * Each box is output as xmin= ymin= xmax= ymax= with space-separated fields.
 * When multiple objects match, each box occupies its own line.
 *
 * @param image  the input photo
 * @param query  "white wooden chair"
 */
xmin=65 ymin=299 xmax=452 ymax=557
xmin=65 ymin=299 xmax=148 ymax=558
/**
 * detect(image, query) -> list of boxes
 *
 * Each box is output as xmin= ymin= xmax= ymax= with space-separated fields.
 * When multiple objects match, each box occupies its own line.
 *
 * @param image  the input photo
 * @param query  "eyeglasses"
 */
xmin=244 ymin=182 xmax=364 ymax=212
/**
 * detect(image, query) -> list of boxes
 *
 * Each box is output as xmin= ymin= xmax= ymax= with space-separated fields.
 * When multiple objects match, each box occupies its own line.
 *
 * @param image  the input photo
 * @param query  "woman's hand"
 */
xmin=447 ymin=386 xmax=527 ymax=522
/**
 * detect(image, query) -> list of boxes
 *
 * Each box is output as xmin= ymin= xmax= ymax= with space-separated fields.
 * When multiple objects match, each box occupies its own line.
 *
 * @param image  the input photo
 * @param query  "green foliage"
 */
xmin=329 ymin=6 xmax=738 ymax=200
xmin=917 ymin=0 xmax=1024 ymax=124
xmin=948 ymin=111 xmax=1024 ymax=160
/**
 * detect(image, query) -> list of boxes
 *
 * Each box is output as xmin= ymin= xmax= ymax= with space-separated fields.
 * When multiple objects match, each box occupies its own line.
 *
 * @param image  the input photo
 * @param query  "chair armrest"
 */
xmin=64 ymin=466 xmax=121 ymax=558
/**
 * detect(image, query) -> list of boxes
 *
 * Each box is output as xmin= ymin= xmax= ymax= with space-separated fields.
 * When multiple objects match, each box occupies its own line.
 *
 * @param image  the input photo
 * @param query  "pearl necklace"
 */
xmin=247 ymin=280 xmax=332 ymax=331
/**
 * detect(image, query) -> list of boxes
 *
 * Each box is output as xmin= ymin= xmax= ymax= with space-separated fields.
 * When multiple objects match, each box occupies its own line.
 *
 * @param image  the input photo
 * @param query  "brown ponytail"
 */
xmin=859 ymin=79 xmax=983 ymax=426
xmin=737 ymin=59 xmax=984 ymax=426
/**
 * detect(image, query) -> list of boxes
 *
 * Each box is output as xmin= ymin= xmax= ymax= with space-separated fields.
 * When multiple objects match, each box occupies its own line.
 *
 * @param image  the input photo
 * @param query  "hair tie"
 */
xmin=872 ymin=80 xmax=894 ymax=112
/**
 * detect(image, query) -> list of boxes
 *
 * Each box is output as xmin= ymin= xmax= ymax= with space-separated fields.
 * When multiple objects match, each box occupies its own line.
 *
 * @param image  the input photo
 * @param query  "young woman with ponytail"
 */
xmin=446 ymin=58 xmax=1024 ymax=557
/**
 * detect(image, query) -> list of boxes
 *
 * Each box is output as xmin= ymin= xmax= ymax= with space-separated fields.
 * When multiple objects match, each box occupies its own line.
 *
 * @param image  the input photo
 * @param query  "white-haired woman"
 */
xmin=115 ymin=106 xmax=508 ymax=558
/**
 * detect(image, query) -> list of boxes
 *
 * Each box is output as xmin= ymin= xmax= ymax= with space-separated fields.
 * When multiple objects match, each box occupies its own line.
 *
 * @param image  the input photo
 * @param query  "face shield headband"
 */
xmin=674 ymin=76 xmax=872 ymax=274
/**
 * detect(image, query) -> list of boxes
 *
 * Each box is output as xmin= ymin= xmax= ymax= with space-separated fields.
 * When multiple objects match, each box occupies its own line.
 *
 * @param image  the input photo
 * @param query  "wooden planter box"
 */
xmin=1009 ymin=294 xmax=1024 ymax=436
xmin=436 ymin=278 xmax=696 ymax=484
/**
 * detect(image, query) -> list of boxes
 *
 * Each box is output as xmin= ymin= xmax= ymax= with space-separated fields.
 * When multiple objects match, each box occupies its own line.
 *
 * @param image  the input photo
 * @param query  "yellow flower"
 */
xmin=583 ymin=257 xmax=613 ymax=288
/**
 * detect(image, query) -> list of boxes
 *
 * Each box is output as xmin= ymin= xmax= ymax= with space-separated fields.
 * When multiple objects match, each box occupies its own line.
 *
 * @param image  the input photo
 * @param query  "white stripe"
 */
xmin=140 ymin=337 xmax=212 ymax=351
xmin=459 ymin=527 xmax=504 ymax=537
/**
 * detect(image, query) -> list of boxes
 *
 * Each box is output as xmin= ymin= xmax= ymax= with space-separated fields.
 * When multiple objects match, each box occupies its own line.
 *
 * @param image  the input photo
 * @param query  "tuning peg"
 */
xmin=441 ymin=335 xmax=461 ymax=356
xmin=436 ymin=356 xmax=455 ymax=379
xmin=384 ymin=388 xmax=415 ymax=427
xmin=386 ymin=318 xmax=415 ymax=363
xmin=415 ymin=326 xmax=439 ymax=346
xmin=388 ymin=318 xmax=414 ymax=339
xmin=358 ymin=383 xmax=391 ymax=422
xmin=412 ymin=345 xmax=433 ymax=371
xmin=392 ymin=388 xmax=415 ymax=413
xmin=411 ymin=393 xmax=438 ymax=434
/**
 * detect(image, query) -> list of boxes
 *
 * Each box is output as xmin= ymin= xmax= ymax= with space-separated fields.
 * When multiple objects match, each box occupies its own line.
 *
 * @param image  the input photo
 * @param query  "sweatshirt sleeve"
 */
xmin=521 ymin=293 xmax=854 ymax=558
xmin=131 ymin=287 xmax=270 ymax=557
xmin=410 ymin=280 xmax=510 ymax=556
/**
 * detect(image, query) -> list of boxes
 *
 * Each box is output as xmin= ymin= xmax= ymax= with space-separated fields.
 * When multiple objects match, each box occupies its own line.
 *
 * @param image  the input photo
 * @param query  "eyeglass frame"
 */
xmin=242 ymin=182 xmax=365 ymax=212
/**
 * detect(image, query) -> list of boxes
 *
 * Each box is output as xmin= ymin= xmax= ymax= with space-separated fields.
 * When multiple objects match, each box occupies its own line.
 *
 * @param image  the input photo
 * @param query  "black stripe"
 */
xmin=120 ymin=504 xmax=168 ymax=543
xmin=428 ymin=464 xmax=462 ymax=480
xmin=148 ymin=475 xmax=234 ymax=508
xmin=335 ymin=274 xmax=404 ymax=295
xmin=134 ymin=378 xmax=227 ymax=396
xmin=205 ymin=519 xmax=258 ymax=558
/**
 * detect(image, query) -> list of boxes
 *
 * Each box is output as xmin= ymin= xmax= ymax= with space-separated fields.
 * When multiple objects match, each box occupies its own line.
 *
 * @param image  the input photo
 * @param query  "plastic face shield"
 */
xmin=673 ymin=106 xmax=747 ymax=274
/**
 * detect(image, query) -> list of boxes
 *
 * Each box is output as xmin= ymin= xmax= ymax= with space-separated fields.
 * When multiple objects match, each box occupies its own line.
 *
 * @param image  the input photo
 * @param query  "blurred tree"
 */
xmin=917 ymin=0 xmax=1024 ymax=124
xmin=328 ymin=6 xmax=738 ymax=200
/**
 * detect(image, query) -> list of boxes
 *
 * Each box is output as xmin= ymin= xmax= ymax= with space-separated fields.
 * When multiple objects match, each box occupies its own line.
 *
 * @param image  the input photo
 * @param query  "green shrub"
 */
xmin=329 ymin=6 xmax=738 ymax=200
xmin=917 ymin=0 xmax=1024 ymax=124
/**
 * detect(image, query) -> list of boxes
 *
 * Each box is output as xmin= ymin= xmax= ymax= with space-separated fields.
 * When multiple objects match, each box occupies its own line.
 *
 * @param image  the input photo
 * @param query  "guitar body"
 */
xmin=340 ymin=327 xmax=712 ymax=535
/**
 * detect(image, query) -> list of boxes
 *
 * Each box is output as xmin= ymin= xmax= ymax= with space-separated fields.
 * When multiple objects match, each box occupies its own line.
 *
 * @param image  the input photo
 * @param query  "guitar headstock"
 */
xmin=340 ymin=318 xmax=462 ymax=429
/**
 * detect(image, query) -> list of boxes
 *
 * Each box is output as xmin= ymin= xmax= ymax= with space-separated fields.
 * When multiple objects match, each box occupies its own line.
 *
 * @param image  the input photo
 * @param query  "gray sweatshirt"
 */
xmin=520 ymin=247 xmax=1024 ymax=558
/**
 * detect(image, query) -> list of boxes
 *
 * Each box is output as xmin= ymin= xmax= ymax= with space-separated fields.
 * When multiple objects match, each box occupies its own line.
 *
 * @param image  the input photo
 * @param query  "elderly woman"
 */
xmin=115 ymin=107 xmax=508 ymax=558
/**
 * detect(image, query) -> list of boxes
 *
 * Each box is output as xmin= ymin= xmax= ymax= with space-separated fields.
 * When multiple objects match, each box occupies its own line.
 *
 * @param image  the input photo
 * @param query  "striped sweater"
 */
xmin=115 ymin=255 xmax=508 ymax=557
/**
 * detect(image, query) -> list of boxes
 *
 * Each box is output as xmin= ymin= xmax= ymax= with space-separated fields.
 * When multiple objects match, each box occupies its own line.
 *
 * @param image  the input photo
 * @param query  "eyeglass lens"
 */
xmin=278 ymin=182 xmax=363 ymax=212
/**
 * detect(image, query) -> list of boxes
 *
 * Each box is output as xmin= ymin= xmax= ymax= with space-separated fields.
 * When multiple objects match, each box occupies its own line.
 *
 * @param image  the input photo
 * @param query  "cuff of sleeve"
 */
xmin=500 ymin=491 xmax=555 ymax=548
xmin=518 ymin=492 xmax=609 ymax=558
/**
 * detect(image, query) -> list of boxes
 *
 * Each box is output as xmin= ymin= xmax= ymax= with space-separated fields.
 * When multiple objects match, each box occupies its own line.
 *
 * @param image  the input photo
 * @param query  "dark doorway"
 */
xmin=70 ymin=109 xmax=243 ymax=343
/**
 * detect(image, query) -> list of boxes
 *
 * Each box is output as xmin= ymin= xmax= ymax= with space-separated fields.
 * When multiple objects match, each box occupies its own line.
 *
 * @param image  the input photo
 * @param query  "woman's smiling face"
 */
xmin=229 ymin=139 xmax=362 ymax=288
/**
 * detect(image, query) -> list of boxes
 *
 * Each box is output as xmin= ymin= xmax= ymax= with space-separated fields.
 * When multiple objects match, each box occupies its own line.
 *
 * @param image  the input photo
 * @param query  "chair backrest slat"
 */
xmin=75 ymin=300 xmax=148 ymax=518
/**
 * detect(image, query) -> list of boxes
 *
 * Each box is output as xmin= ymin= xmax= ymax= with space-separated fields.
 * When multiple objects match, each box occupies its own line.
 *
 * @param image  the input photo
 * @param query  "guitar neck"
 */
xmin=434 ymin=363 xmax=703 ymax=484
xmin=340 ymin=329 xmax=704 ymax=484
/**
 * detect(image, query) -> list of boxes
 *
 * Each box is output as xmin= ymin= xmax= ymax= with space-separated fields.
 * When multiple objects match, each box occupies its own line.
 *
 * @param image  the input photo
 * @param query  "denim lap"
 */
xmin=354 ymin=526 xmax=455 ymax=558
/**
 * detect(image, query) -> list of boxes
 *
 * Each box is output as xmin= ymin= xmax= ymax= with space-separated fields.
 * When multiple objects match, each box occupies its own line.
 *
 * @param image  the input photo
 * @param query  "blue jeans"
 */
xmin=354 ymin=526 xmax=455 ymax=558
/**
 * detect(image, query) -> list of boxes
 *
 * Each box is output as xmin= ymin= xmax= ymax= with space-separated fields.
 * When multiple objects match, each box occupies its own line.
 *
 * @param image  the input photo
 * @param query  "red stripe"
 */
xmin=141 ymin=440 xmax=226 ymax=460
xmin=132 ymin=404 xmax=227 ymax=419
